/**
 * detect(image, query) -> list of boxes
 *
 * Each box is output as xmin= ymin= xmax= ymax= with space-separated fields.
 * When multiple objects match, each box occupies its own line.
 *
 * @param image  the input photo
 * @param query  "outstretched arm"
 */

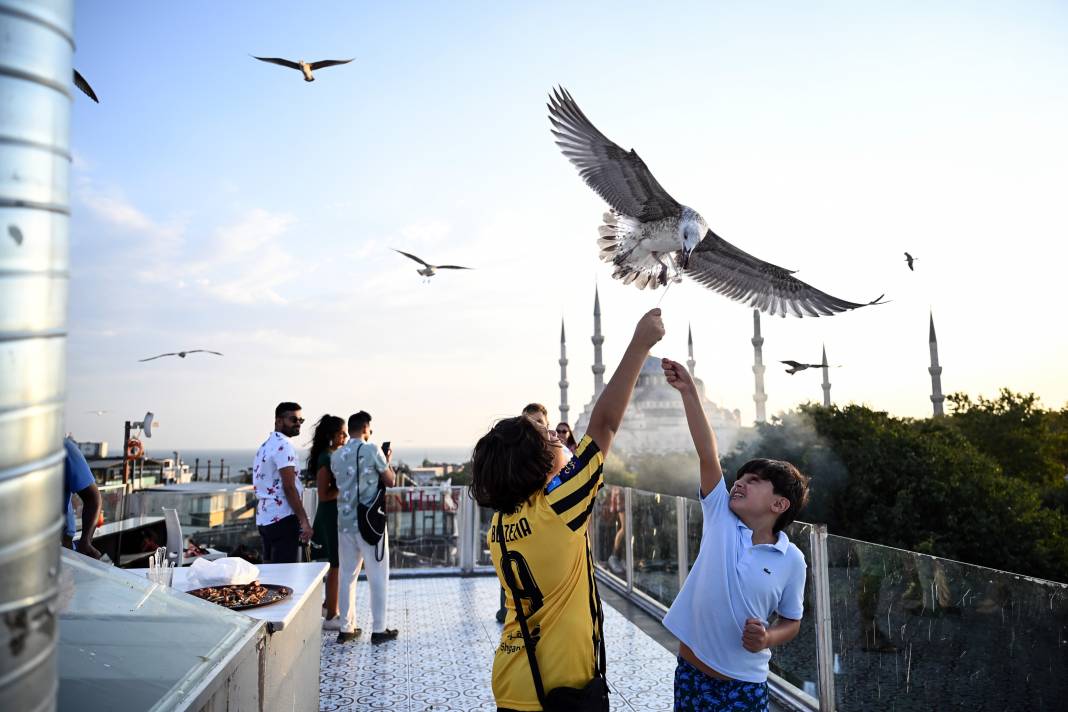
xmin=662 ymin=358 xmax=722 ymax=496
xmin=586 ymin=309 xmax=665 ymax=455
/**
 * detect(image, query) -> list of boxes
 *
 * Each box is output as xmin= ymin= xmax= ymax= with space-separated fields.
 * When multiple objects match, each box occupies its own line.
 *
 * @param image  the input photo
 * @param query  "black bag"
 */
xmin=496 ymin=512 xmax=609 ymax=712
xmin=355 ymin=444 xmax=387 ymax=559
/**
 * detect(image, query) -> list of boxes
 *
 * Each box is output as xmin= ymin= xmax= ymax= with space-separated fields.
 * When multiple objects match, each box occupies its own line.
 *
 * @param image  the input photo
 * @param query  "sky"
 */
xmin=64 ymin=0 xmax=1068 ymax=450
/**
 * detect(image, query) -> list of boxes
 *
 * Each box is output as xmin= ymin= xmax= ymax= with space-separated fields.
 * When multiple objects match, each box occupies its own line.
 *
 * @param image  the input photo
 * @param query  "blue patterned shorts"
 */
xmin=674 ymin=657 xmax=769 ymax=712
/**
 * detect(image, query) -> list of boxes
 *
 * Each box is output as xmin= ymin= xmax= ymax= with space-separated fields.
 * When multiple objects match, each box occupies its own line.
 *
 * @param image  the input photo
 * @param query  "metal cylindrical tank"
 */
xmin=0 ymin=1 xmax=74 ymax=710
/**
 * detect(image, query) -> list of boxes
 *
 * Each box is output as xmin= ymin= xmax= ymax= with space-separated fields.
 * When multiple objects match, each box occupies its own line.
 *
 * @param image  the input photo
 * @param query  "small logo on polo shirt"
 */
xmin=763 ymin=567 xmax=772 ymax=575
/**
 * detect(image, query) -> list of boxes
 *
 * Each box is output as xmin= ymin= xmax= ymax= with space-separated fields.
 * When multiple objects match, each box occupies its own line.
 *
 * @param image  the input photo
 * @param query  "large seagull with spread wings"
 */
xmin=548 ymin=87 xmax=884 ymax=317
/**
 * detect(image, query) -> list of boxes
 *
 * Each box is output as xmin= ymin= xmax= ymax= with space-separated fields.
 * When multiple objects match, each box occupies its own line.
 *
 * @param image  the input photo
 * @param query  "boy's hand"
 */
xmin=741 ymin=618 xmax=769 ymax=652
xmin=632 ymin=309 xmax=665 ymax=350
xmin=662 ymin=358 xmax=696 ymax=395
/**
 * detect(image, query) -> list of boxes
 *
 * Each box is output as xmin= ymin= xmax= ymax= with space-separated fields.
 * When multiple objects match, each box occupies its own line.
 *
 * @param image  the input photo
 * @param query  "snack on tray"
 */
xmin=188 ymin=581 xmax=279 ymax=608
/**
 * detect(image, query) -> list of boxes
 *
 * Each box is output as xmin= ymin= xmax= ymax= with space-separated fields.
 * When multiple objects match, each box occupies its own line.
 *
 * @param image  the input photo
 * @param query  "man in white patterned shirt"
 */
xmin=253 ymin=402 xmax=312 ymax=563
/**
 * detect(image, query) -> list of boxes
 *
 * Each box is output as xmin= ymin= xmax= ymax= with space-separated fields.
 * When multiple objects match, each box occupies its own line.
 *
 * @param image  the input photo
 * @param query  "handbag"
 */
xmin=355 ymin=443 xmax=387 ymax=560
xmin=496 ymin=512 xmax=609 ymax=711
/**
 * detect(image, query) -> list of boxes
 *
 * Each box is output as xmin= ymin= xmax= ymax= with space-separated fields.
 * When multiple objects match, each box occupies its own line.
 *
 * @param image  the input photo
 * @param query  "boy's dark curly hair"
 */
xmin=735 ymin=458 xmax=810 ymax=533
xmin=470 ymin=415 xmax=554 ymax=513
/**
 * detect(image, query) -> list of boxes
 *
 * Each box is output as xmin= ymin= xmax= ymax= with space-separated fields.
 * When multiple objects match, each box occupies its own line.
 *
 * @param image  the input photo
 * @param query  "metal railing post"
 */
xmin=458 ymin=487 xmax=474 ymax=573
xmin=809 ymin=524 xmax=836 ymax=711
xmin=675 ymin=496 xmax=688 ymax=592
xmin=623 ymin=487 xmax=634 ymax=593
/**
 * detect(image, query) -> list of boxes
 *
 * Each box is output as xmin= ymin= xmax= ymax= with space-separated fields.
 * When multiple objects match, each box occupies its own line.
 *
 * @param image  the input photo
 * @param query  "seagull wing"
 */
xmin=548 ymin=87 xmax=682 ymax=222
xmin=780 ymin=360 xmax=804 ymax=368
xmin=435 ymin=265 xmax=473 ymax=270
xmin=139 ymin=353 xmax=177 ymax=362
xmin=393 ymin=249 xmax=431 ymax=267
xmin=73 ymin=69 xmax=99 ymax=103
xmin=685 ymin=229 xmax=886 ymax=317
xmin=252 ymin=56 xmax=302 ymax=70
xmin=308 ymin=58 xmax=354 ymax=70
xmin=187 ymin=350 xmax=224 ymax=356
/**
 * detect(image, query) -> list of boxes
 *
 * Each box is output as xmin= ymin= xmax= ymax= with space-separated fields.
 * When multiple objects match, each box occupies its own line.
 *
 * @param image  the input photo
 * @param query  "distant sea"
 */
xmin=147 ymin=445 xmax=473 ymax=471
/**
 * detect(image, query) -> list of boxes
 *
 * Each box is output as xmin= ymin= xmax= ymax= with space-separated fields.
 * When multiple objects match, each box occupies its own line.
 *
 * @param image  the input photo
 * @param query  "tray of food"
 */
xmin=186 ymin=581 xmax=293 ymax=610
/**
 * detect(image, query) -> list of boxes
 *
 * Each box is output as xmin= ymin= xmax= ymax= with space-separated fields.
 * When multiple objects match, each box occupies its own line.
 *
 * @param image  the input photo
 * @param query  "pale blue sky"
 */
xmin=65 ymin=1 xmax=1068 ymax=449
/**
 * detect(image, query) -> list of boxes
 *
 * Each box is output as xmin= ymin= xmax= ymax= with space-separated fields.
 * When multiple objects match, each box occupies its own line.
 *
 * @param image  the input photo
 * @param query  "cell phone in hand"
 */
xmin=382 ymin=441 xmax=391 ymax=456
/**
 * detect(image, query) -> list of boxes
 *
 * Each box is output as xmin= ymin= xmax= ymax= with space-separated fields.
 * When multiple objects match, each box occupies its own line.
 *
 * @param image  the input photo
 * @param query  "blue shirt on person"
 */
xmin=63 ymin=437 xmax=95 ymax=538
xmin=662 ymin=477 xmax=807 ymax=683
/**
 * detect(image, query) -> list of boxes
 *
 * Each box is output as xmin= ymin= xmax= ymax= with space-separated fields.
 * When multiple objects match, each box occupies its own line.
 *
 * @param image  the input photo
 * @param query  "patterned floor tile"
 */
xmin=318 ymin=576 xmax=676 ymax=711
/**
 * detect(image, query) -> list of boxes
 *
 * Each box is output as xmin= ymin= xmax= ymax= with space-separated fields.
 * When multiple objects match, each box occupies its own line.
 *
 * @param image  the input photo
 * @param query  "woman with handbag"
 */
xmin=471 ymin=309 xmax=665 ymax=711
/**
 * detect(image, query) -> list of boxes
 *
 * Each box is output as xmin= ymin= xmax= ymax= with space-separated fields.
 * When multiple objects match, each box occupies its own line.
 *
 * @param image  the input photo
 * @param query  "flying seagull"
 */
xmin=139 ymin=350 xmax=223 ymax=362
xmin=780 ymin=360 xmax=823 ymax=375
xmin=252 ymin=56 xmax=353 ymax=82
xmin=904 ymin=252 xmax=917 ymax=271
xmin=548 ymin=87 xmax=885 ymax=317
xmin=85 ymin=410 xmax=109 ymax=416
xmin=392 ymin=249 xmax=473 ymax=281
xmin=73 ymin=69 xmax=98 ymax=103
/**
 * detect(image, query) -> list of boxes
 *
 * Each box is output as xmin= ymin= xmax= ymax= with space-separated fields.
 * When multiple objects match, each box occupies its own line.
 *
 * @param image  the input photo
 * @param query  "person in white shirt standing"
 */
xmin=331 ymin=410 xmax=399 ymax=644
xmin=253 ymin=402 xmax=313 ymax=563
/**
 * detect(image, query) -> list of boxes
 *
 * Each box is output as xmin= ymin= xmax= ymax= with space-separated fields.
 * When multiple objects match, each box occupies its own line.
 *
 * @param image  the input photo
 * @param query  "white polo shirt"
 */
xmin=663 ymin=477 xmax=806 ymax=683
xmin=252 ymin=431 xmax=303 ymax=526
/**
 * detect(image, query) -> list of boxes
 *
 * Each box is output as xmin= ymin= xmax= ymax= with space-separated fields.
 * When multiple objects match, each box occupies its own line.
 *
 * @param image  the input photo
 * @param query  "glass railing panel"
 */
xmin=766 ymin=521 xmax=820 ymax=698
xmin=826 ymin=534 xmax=1068 ymax=711
xmin=384 ymin=486 xmax=462 ymax=568
xmin=631 ymin=489 xmax=680 ymax=606
xmin=124 ymin=486 xmax=260 ymax=554
xmin=592 ymin=484 xmax=627 ymax=582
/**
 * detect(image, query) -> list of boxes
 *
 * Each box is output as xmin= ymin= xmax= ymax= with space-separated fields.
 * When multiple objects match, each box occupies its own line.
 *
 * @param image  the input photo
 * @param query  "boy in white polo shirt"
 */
xmin=660 ymin=358 xmax=809 ymax=712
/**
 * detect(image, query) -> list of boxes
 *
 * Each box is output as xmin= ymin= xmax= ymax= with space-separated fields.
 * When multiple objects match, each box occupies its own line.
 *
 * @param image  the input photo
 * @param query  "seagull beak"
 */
xmin=681 ymin=248 xmax=693 ymax=270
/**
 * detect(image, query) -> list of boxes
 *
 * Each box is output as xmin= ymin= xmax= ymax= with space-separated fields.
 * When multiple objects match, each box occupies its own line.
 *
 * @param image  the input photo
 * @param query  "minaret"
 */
xmin=558 ymin=319 xmax=570 ymax=424
xmin=687 ymin=323 xmax=696 ymax=376
xmin=929 ymin=312 xmax=945 ymax=417
xmin=751 ymin=310 xmax=767 ymax=423
xmin=821 ymin=344 xmax=832 ymax=407
xmin=591 ymin=285 xmax=605 ymax=399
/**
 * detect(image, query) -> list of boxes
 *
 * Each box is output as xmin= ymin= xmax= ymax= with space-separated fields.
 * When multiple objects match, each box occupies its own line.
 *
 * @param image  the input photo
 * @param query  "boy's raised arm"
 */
xmin=662 ymin=357 xmax=723 ymax=497
xmin=586 ymin=309 xmax=665 ymax=455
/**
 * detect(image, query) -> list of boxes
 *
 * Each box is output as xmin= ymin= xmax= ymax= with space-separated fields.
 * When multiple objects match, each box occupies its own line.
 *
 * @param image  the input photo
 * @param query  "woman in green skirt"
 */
xmin=308 ymin=414 xmax=348 ymax=629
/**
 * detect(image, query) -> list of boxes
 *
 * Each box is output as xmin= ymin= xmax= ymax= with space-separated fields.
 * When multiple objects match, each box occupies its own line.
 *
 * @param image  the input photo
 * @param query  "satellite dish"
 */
xmin=142 ymin=411 xmax=154 ymax=438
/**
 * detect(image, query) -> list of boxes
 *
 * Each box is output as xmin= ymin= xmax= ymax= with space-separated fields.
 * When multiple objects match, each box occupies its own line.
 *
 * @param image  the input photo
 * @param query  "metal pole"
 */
xmin=675 ymin=496 xmax=688 ymax=593
xmin=809 ymin=524 xmax=836 ymax=711
xmin=0 ymin=1 xmax=74 ymax=709
xmin=623 ymin=487 xmax=634 ymax=593
xmin=121 ymin=420 xmax=131 ymax=485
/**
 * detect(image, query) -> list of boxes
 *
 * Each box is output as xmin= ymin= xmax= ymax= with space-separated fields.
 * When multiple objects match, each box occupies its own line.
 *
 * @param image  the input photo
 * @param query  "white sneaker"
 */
xmin=322 ymin=616 xmax=342 ymax=631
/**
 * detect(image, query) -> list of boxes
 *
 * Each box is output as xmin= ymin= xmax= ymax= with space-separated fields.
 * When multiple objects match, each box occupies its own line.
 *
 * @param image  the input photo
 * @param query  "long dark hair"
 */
xmin=470 ymin=416 xmax=554 ymax=513
xmin=555 ymin=422 xmax=578 ymax=451
xmin=307 ymin=414 xmax=345 ymax=483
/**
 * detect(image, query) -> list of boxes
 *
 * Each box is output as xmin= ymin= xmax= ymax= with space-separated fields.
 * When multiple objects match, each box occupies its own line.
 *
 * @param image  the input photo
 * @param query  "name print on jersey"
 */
xmin=490 ymin=516 xmax=533 ymax=543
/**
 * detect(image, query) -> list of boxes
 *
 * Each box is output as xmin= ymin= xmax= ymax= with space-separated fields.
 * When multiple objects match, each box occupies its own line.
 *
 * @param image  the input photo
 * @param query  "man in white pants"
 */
xmin=331 ymin=410 xmax=399 ymax=644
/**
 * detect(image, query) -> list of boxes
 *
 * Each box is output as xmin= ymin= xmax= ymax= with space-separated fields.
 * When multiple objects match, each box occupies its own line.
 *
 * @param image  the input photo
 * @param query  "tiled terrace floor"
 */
xmin=318 ymin=574 xmax=678 ymax=711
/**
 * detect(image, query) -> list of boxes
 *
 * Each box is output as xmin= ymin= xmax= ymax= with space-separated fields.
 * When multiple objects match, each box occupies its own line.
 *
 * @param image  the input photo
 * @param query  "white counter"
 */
xmin=136 ymin=562 xmax=328 ymax=632
xmin=132 ymin=561 xmax=327 ymax=712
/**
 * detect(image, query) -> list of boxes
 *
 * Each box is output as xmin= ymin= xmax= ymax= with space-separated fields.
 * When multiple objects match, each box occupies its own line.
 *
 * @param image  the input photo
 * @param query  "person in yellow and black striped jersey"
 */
xmin=471 ymin=309 xmax=666 ymax=712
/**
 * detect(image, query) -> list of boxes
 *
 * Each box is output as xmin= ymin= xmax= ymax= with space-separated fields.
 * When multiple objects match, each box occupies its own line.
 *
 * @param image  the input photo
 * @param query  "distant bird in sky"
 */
xmin=8 ymin=225 xmax=23 ymax=245
xmin=139 ymin=350 xmax=223 ymax=362
xmin=548 ymin=87 xmax=885 ymax=317
xmin=904 ymin=252 xmax=918 ymax=271
xmin=252 ymin=56 xmax=353 ymax=82
xmin=392 ymin=249 xmax=473 ymax=281
xmin=85 ymin=410 xmax=108 ymax=416
xmin=781 ymin=359 xmax=841 ymax=375
xmin=73 ymin=69 xmax=98 ymax=103
xmin=780 ymin=360 xmax=823 ymax=375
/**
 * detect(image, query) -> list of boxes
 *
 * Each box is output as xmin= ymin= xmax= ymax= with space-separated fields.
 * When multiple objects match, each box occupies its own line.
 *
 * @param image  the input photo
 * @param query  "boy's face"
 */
xmin=728 ymin=472 xmax=787 ymax=523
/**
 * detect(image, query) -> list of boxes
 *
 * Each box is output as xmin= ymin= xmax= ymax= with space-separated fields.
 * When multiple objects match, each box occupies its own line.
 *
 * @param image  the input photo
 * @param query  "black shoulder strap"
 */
xmin=497 ymin=512 xmax=549 ymax=706
xmin=496 ymin=512 xmax=606 ymax=705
